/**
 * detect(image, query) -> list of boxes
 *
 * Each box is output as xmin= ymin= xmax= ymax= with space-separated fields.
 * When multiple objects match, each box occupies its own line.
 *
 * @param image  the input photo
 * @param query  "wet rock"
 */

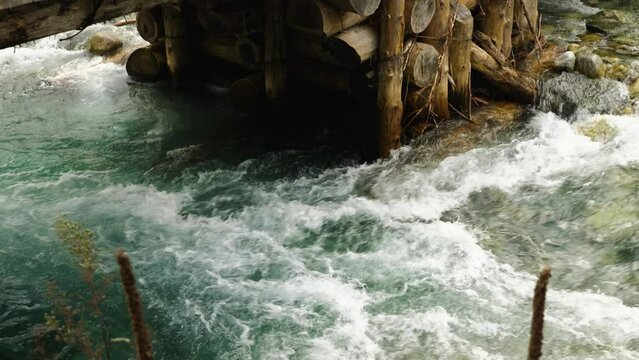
xmin=567 ymin=43 xmax=587 ymax=53
xmin=585 ymin=10 xmax=633 ymax=35
xmin=554 ymin=51 xmax=576 ymax=72
xmin=538 ymin=72 xmax=630 ymax=118
xmin=606 ymin=63 xmax=628 ymax=82
xmin=577 ymin=117 xmax=618 ymax=143
xmin=86 ymin=32 xmax=123 ymax=55
xmin=576 ymin=52 xmax=605 ymax=79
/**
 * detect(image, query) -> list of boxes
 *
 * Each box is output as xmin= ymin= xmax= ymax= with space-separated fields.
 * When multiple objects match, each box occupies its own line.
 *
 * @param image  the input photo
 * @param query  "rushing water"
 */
xmin=2 ymin=8 xmax=639 ymax=360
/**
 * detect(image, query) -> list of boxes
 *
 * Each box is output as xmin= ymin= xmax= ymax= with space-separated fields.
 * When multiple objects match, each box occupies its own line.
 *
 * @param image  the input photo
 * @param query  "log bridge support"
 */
xmin=0 ymin=0 xmax=543 ymax=159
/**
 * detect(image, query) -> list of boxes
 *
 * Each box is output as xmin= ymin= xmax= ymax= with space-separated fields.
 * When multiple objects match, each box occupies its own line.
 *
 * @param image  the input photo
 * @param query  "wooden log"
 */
xmin=163 ymin=4 xmax=189 ymax=86
xmin=404 ymin=42 xmax=439 ymax=87
xmin=324 ymin=0 xmax=382 ymax=16
xmin=287 ymin=0 xmax=366 ymax=37
xmin=513 ymin=0 xmax=538 ymax=50
xmin=449 ymin=4 xmax=473 ymax=113
xmin=126 ymin=44 xmax=167 ymax=82
xmin=290 ymin=31 xmax=341 ymax=66
xmin=289 ymin=58 xmax=370 ymax=96
xmin=0 ymin=0 xmax=172 ymax=50
xmin=199 ymin=34 xmax=262 ymax=69
xmin=325 ymin=24 xmax=379 ymax=66
xmin=421 ymin=0 xmax=450 ymax=120
xmin=405 ymin=0 xmax=436 ymax=34
xmin=264 ymin=0 xmax=287 ymax=104
xmin=377 ymin=0 xmax=405 ymax=158
xmin=195 ymin=4 xmax=262 ymax=35
xmin=459 ymin=0 xmax=478 ymax=9
xmin=136 ymin=6 xmax=164 ymax=43
xmin=229 ymin=73 xmax=265 ymax=112
xmin=478 ymin=0 xmax=514 ymax=56
xmin=470 ymin=43 xmax=536 ymax=103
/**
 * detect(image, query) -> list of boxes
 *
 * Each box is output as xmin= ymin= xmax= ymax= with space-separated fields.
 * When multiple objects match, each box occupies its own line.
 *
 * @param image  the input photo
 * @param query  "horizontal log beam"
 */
xmin=0 ymin=0 xmax=174 ymax=49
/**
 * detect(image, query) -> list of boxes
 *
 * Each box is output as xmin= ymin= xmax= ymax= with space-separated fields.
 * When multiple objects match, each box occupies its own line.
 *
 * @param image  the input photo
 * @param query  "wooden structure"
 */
xmin=0 ymin=0 xmax=543 ymax=159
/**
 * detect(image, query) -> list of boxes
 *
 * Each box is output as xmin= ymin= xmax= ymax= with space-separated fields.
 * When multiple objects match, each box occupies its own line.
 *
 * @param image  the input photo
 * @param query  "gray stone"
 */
xmin=538 ymin=72 xmax=630 ymax=118
xmin=585 ymin=10 xmax=633 ymax=35
xmin=86 ymin=32 xmax=123 ymax=55
xmin=553 ymin=51 xmax=576 ymax=72
xmin=576 ymin=52 xmax=605 ymax=79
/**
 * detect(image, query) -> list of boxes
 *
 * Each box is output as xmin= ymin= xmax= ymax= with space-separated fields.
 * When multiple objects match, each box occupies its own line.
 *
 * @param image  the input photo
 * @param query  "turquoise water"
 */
xmin=1 ymin=16 xmax=639 ymax=360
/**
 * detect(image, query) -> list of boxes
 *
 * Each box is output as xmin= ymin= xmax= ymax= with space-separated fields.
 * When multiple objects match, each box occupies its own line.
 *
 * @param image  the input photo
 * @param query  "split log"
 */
xmin=405 ymin=0 xmax=436 ymax=34
xmin=0 ymin=0 xmax=171 ymax=49
xmin=287 ymin=0 xmax=366 ymax=37
xmin=126 ymin=44 xmax=167 ymax=82
xmin=478 ymin=0 xmax=514 ymax=56
xmin=264 ymin=0 xmax=287 ymax=104
xmin=513 ymin=0 xmax=538 ymax=50
xmin=163 ymin=4 xmax=190 ymax=85
xmin=326 ymin=24 xmax=379 ymax=66
xmin=421 ymin=0 xmax=450 ymax=120
xmin=136 ymin=6 xmax=164 ymax=43
xmin=449 ymin=4 xmax=473 ymax=113
xmin=290 ymin=31 xmax=341 ymax=66
xmin=377 ymin=0 xmax=405 ymax=158
xmin=470 ymin=43 xmax=536 ymax=103
xmin=229 ymin=73 xmax=265 ymax=112
xmin=199 ymin=34 xmax=262 ymax=69
xmin=404 ymin=42 xmax=439 ymax=87
xmin=195 ymin=4 xmax=262 ymax=35
xmin=324 ymin=0 xmax=382 ymax=16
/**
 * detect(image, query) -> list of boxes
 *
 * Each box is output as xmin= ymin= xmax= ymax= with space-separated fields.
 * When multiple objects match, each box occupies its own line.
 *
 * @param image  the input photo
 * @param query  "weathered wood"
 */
xmin=126 ymin=43 xmax=167 ymax=82
xmin=478 ymin=0 xmax=514 ymax=56
xmin=287 ymin=0 xmax=366 ymax=37
xmin=199 ymin=34 xmax=262 ymax=69
xmin=470 ymin=43 xmax=536 ymax=103
xmin=195 ymin=3 xmax=262 ymax=35
xmin=459 ymin=0 xmax=478 ymax=9
xmin=326 ymin=24 xmax=379 ymax=66
xmin=264 ymin=0 xmax=287 ymax=104
xmin=290 ymin=31 xmax=342 ymax=66
xmin=474 ymin=31 xmax=509 ymax=66
xmin=324 ymin=0 xmax=381 ymax=16
xmin=377 ymin=0 xmax=405 ymax=158
xmin=449 ymin=4 xmax=473 ymax=113
xmin=404 ymin=42 xmax=439 ymax=87
xmin=0 ymin=0 xmax=173 ymax=50
xmin=229 ymin=73 xmax=265 ymax=112
xmin=421 ymin=0 xmax=450 ymax=120
xmin=405 ymin=0 xmax=436 ymax=34
xmin=137 ymin=6 xmax=164 ymax=43
xmin=163 ymin=4 xmax=189 ymax=85
xmin=513 ymin=0 xmax=538 ymax=50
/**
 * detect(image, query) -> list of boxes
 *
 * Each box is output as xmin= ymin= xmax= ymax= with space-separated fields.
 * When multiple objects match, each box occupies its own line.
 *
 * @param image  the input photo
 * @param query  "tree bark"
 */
xmin=449 ymin=4 xmax=473 ymax=114
xmin=470 ymin=43 xmax=536 ymax=103
xmin=513 ymin=0 xmax=538 ymax=50
xmin=324 ymin=0 xmax=382 ymax=16
xmin=405 ymin=0 xmax=436 ymax=34
xmin=126 ymin=43 xmax=167 ymax=82
xmin=421 ymin=0 xmax=450 ymax=120
xmin=287 ymin=0 xmax=366 ymax=37
xmin=377 ymin=0 xmax=405 ymax=158
xmin=478 ymin=0 xmax=514 ymax=56
xmin=325 ymin=24 xmax=379 ymax=66
xmin=163 ymin=4 xmax=189 ymax=86
xmin=264 ymin=0 xmax=287 ymax=104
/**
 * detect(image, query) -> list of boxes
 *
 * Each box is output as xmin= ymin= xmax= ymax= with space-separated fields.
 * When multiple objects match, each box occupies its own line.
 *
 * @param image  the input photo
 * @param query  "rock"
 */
xmin=87 ymin=32 xmax=123 ymax=55
xmin=606 ymin=63 xmax=628 ymax=82
xmin=538 ymin=72 xmax=630 ymax=118
xmin=577 ymin=117 xmax=618 ymax=143
xmin=629 ymin=78 xmax=639 ymax=98
xmin=567 ymin=43 xmax=588 ymax=53
xmin=576 ymin=52 xmax=605 ymax=79
xmin=553 ymin=51 xmax=576 ymax=72
xmin=585 ymin=10 xmax=633 ymax=35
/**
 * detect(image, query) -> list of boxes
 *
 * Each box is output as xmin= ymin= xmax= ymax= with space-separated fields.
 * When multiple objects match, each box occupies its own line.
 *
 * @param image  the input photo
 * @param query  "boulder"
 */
xmin=553 ymin=51 xmax=576 ymax=72
xmin=585 ymin=10 xmax=633 ymax=35
xmin=576 ymin=52 xmax=605 ymax=79
xmin=87 ymin=32 xmax=123 ymax=55
xmin=538 ymin=72 xmax=630 ymax=118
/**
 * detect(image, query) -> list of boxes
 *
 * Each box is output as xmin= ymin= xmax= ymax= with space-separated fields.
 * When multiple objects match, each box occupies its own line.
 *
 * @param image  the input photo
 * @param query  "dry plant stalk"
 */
xmin=528 ymin=266 xmax=551 ymax=360
xmin=116 ymin=250 xmax=154 ymax=360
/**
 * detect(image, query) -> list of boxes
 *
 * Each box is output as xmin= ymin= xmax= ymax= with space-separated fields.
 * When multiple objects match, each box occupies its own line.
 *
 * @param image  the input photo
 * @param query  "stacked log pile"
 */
xmin=126 ymin=0 xmax=543 ymax=157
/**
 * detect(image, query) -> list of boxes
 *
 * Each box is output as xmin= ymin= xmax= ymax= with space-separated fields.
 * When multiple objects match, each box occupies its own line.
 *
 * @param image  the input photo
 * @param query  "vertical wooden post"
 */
xmin=479 ymin=0 xmax=514 ymax=57
xmin=514 ymin=0 xmax=538 ymax=50
xmin=377 ymin=0 xmax=406 ymax=158
xmin=264 ymin=0 xmax=287 ymax=105
xmin=422 ymin=0 xmax=450 ymax=120
xmin=163 ymin=4 xmax=189 ymax=86
xmin=449 ymin=4 xmax=473 ymax=115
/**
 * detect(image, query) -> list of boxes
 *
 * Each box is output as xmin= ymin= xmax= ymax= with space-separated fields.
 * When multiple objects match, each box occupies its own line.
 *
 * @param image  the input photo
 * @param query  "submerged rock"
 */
xmin=87 ymin=32 xmax=123 ymax=55
xmin=538 ymin=72 xmax=630 ymax=118
xmin=554 ymin=51 xmax=576 ymax=72
xmin=576 ymin=52 xmax=605 ymax=79
xmin=585 ymin=10 xmax=633 ymax=35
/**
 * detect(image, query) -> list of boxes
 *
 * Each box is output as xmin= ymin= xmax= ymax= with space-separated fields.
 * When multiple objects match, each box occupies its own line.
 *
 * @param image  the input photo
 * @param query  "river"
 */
xmin=1 ymin=3 xmax=639 ymax=359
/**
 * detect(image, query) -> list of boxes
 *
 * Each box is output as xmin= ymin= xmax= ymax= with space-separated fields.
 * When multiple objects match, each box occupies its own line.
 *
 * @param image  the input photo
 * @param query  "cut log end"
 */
xmin=126 ymin=45 xmax=167 ymax=82
xmin=406 ymin=0 xmax=436 ymax=34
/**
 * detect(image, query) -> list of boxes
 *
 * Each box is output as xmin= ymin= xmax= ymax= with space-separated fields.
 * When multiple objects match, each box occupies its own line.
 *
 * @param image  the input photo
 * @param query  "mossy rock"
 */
xmin=86 ymin=32 xmax=123 ymax=55
xmin=585 ymin=10 xmax=634 ymax=35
